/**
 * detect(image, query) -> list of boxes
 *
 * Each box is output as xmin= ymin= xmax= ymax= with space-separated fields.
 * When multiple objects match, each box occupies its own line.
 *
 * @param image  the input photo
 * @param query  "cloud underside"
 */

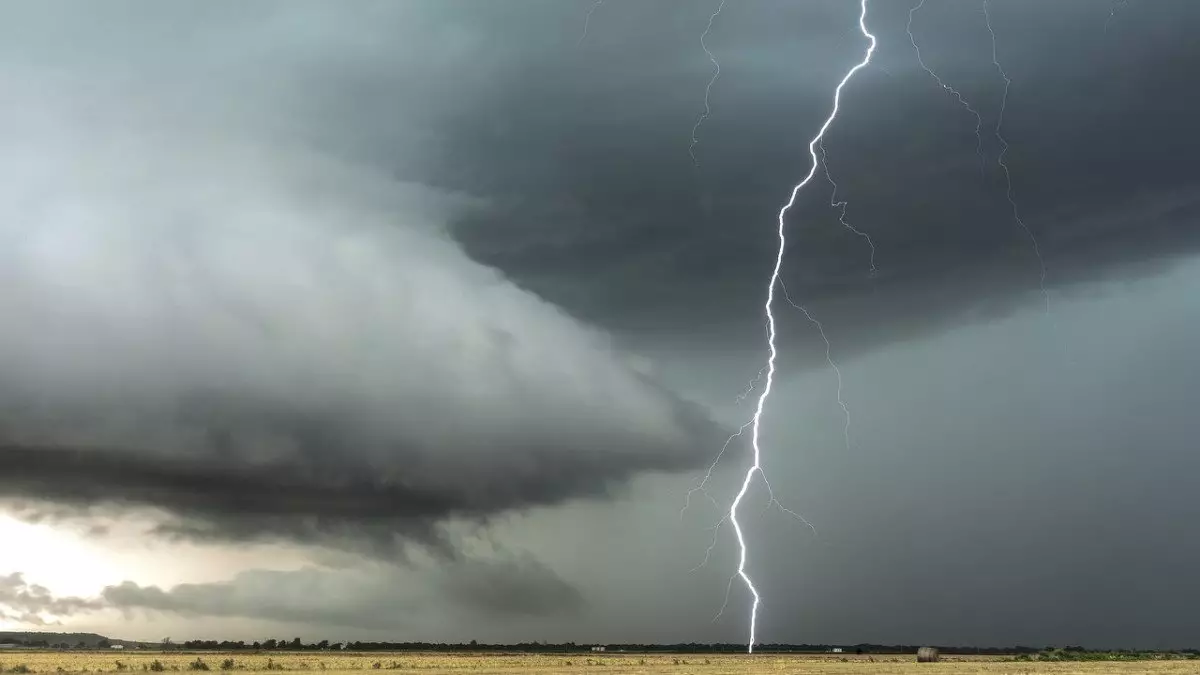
xmin=437 ymin=1 xmax=1200 ymax=349
xmin=0 ymin=422 xmax=714 ymax=556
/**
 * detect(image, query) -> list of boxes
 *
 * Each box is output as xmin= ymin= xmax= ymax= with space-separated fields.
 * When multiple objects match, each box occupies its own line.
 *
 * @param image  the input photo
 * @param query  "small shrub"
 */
xmin=115 ymin=662 xmax=127 ymax=672
xmin=149 ymin=662 xmax=165 ymax=673
xmin=220 ymin=660 xmax=235 ymax=671
xmin=188 ymin=659 xmax=210 ymax=672
xmin=8 ymin=665 xmax=32 ymax=674
xmin=371 ymin=663 xmax=381 ymax=671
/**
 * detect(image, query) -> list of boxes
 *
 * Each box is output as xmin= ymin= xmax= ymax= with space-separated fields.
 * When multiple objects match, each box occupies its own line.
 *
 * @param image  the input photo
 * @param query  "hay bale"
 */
xmin=916 ymin=647 xmax=940 ymax=663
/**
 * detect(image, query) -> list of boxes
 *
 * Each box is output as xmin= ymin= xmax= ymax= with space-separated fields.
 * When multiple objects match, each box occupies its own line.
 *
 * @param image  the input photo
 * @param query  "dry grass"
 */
xmin=0 ymin=651 xmax=1195 ymax=675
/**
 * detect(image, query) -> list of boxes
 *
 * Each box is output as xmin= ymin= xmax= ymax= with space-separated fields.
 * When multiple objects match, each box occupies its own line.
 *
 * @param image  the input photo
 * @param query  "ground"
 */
xmin=0 ymin=651 xmax=1195 ymax=675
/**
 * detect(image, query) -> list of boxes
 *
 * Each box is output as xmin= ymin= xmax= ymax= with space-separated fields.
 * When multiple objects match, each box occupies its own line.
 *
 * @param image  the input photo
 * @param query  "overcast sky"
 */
xmin=1 ymin=0 xmax=1199 ymax=651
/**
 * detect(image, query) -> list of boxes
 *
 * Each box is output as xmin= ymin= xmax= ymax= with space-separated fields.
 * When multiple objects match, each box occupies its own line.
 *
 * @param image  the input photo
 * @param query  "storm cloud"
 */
xmin=441 ymin=0 xmax=1200 ymax=355
xmin=0 ymin=63 xmax=726 ymax=553
xmin=1 ymin=0 xmax=1199 ymax=650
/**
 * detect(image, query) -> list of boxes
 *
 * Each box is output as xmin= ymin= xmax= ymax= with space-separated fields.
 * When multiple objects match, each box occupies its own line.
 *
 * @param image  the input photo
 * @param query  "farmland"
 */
xmin=0 ymin=651 xmax=1196 ymax=675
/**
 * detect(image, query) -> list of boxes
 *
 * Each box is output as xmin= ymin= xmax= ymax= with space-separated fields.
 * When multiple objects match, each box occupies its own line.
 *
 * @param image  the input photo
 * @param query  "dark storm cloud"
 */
xmin=0 ymin=386 xmax=716 ymax=554
xmin=4 ymin=1 xmax=1188 ymax=359
xmin=0 ymin=3 xmax=731 ymax=554
xmin=437 ymin=0 xmax=1200 ymax=356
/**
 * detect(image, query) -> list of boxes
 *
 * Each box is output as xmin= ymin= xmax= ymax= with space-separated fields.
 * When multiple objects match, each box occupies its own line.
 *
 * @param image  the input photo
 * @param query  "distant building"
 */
xmin=831 ymin=648 xmax=843 ymax=653
xmin=590 ymin=646 xmax=606 ymax=652
xmin=0 ymin=644 xmax=17 ymax=650
xmin=110 ymin=645 xmax=125 ymax=650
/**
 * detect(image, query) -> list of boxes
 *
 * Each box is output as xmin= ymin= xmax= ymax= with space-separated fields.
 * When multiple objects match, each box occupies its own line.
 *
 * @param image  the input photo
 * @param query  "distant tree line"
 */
xmin=151 ymin=641 xmax=1200 ymax=656
xmin=1015 ymin=647 xmax=1200 ymax=662
xmin=0 ymin=640 xmax=95 ymax=650
xmin=7 ymin=635 xmax=1200 ymax=658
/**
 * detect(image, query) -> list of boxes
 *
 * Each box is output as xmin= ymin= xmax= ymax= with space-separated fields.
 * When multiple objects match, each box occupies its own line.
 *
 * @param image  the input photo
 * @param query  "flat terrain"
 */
xmin=1 ymin=651 xmax=1195 ymax=675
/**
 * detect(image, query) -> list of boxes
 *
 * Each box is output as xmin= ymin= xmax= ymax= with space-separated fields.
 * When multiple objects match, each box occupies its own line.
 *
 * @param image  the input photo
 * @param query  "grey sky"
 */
xmin=1 ymin=0 xmax=1198 ymax=650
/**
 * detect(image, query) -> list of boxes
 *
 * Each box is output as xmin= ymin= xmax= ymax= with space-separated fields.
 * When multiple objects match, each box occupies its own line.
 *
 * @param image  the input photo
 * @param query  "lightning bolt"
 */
xmin=1105 ymin=0 xmax=1130 ymax=34
xmin=734 ymin=365 xmax=768 ymax=405
xmin=983 ymin=0 xmax=1050 ymax=314
xmin=682 ymin=421 xmax=753 ymax=523
xmin=577 ymin=0 xmax=604 ymax=46
xmin=907 ymin=1 xmax=1049 ymax=313
xmin=907 ymin=0 xmax=987 ymax=175
xmin=726 ymin=0 xmax=876 ymax=653
xmin=689 ymin=0 xmax=727 ymax=166
xmin=683 ymin=415 xmax=818 ymax=575
xmin=818 ymin=139 xmax=877 ymax=274
xmin=779 ymin=279 xmax=851 ymax=453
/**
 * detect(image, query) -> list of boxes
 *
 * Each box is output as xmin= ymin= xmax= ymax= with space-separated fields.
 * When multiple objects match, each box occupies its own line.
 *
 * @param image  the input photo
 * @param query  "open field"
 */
xmin=0 ymin=652 xmax=1197 ymax=675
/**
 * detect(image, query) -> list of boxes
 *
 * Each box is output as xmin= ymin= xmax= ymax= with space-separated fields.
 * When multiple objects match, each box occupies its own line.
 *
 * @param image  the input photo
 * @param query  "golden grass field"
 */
xmin=0 ymin=651 xmax=1196 ymax=675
